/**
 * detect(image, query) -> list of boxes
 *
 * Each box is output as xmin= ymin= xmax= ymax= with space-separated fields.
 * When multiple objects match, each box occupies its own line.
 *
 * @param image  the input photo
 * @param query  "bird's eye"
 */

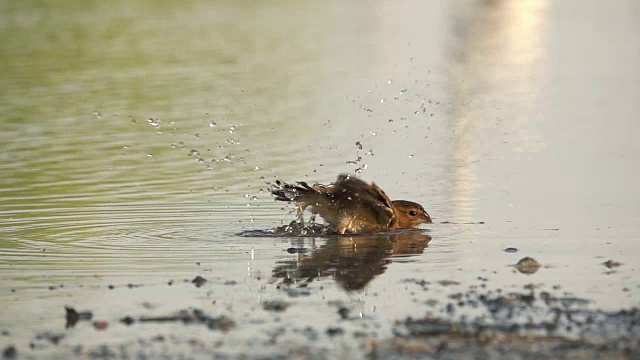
xmin=408 ymin=210 xmax=417 ymax=216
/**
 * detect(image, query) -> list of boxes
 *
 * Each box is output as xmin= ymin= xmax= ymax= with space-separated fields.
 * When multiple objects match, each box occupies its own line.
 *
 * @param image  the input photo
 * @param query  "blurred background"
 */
xmin=1 ymin=0 xmax=638 ymax=356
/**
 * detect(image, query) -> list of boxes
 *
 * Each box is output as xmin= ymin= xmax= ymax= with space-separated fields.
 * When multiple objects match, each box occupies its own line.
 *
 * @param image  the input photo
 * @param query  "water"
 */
xmin=1 ymin=0 xmax=639 ymax=357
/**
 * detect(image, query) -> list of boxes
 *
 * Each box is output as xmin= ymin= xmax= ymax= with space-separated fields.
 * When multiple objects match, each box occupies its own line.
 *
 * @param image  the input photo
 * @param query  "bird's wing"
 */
xmin=332 ymin=174 xmax=396 ymax=227
xmin=369 ymin=182 xmax=396 ymax=227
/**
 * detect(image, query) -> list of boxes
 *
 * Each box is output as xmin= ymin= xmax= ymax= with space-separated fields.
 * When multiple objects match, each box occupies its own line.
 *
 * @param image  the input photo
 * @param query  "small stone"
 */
xmin=3 ymin=345 xmax=16 ymax=359
xmin=516 ymin=257 xmax=541 ymax=274
xmin=438 ymin=280 xmax=460 ymax=286
xmin=524 ymin=283 xmax=537 ymax=290
xmin=120 ymin=316 xmax=135 ymax=326
xmin=65 ymin=306 xmax=93 ymax=328
xmin=262 ymin=300 xmax=289 ymax=312
xmin=446 ymin=303 xmax=455 ymax=314
xmin=338 ymin=307 xmax=350 ymax=319
xmin=92 ymin=321 xmax=108 ymax=330
xmin=603 ymin=260 xmax=622 ymax=269
xmin=216 ymin=315 xmax=235 ymax=332
xmin=35 ymin=332 xmax=64 ymax=345
xmin=192 ymin=276 xmax=207 ymax=288
xmin=326 ymin=327 xmax=344 ymax=336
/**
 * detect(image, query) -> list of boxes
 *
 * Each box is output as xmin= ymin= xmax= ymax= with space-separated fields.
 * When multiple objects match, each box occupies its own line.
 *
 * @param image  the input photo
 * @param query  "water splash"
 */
xmin=147 ymin=118 xmax=161 ymax=128
xmin=238 ymin=222 xmax=334 ymax=238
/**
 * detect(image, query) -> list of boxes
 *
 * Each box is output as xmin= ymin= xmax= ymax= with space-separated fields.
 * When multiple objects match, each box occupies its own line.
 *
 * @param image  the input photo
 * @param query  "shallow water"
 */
xmin=1 ymin=0 xmax=639 ymax=358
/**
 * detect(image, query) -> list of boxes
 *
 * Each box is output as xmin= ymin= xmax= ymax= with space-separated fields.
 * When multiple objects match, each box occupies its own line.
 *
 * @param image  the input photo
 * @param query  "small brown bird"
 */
xmin=271 ymin=174 xmax=432 ymax=234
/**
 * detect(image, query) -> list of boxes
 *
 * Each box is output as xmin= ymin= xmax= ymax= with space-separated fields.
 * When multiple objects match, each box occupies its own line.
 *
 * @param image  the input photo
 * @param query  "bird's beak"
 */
xmin=421 ymin=212 xmax=432 ymax=224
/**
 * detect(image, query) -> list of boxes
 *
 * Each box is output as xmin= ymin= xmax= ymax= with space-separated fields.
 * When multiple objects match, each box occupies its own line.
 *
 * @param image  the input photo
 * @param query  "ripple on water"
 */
xmin=0 ymin=201 xmax=282 ymax=283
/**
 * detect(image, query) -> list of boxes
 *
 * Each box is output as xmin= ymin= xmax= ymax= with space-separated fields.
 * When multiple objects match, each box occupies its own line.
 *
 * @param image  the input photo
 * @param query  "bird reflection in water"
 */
xmin=272 ymin=230 xmax=431 ymax=291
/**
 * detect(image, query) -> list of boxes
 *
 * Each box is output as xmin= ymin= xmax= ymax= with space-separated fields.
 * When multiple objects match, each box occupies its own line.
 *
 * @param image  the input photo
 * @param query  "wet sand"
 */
xmin=1 ymin=0 xmax=639 ymax=358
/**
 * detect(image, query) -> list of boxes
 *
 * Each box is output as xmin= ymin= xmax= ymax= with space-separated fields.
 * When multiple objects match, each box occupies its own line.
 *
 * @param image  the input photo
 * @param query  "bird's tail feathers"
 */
xmin=271 ymin=180 xmax=317 ymax=203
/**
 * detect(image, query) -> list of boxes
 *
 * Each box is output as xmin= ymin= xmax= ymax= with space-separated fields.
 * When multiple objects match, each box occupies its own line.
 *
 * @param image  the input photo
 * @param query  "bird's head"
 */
xmin=392 ymin=200 xmax=432 ymax=228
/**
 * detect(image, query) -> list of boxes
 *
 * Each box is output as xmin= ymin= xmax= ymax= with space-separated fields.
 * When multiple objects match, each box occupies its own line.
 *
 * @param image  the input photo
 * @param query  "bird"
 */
xmin=271 ymin=174 xmax=432 ymax=234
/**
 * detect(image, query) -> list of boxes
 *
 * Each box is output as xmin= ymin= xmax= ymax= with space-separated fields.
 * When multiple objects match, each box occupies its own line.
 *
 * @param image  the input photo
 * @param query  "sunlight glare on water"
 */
xmin=1 ymin=0 xmax=639 ymax=357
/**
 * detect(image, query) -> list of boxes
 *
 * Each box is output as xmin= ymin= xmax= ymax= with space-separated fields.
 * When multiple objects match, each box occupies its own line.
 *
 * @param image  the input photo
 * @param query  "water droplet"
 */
xmin=366 ymin=150 xmax=374 ymax=156
xmin=387 ymin=79 xmax=392 ymax=84
xmin=380 ymin=98 xmax=384 ymax=104
xmin=252 ymin=196 xmax=258 ymax=200
xmin=254 ymin=166 xmax=260 ymax=170
xmin=355 ymin=141 xmax=363 ymax=151
xmin=409 ymin=154 xmax=414 ymax=158
xmin=193 ymin=133 xmax=200 ymax=138
xmin=370 ymin=132 xmax=377 ymax=136
xmin=123 ymin=145 xmax=130 ymax=149
xmin=414 ymin=111 xmax=420 ymax=116
xmin=259 ymin=189 xmax=264 ymax=193
xmin=388 ymin=119 xmax=394 ymax=123
xmin=189 ymin=149 xmax=200 ymax=157
xmin=93 ymin=111 xmax=103 ymax=120
xmin=209 ymin=121 xmax=217 ymax=127
xmin=147 ymin=154 xmax=153 ymax=157
xmin=400 ymin=88 xmax=407 ymax=93
xmin=229 ymin=125 xmax=236 ymax=133
xmin=148 ymin=118 xmax=161 ymax=127
xmin=355 ymin=164 xmax=368 ymax=174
